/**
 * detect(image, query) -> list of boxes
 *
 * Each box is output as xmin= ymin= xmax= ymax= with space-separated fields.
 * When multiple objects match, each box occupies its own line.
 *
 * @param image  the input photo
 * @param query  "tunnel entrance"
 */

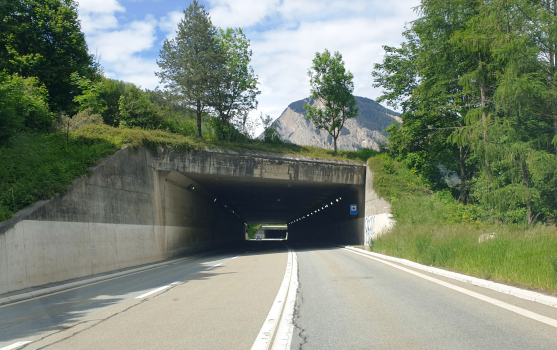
xmin=152 ymin=150 xmax=367 ymax=245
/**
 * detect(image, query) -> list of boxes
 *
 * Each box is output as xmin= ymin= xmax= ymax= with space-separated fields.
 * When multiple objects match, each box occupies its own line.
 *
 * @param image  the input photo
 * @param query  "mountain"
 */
xmin=268 ymin=96 xmax=401 ymax=151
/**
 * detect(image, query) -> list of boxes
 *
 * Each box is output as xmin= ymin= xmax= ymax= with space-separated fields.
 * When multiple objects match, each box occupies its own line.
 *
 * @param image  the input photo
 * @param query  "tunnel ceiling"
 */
xmin=182 ymin=172 xmax=355 ymax=224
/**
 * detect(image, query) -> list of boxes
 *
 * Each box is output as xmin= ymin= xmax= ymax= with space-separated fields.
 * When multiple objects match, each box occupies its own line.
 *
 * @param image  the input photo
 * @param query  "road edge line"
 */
xmin=344 ymin=246 xmax=557 ymax=309
xmin=251 ymin=249 xmax=294 ymax=350
xmin=344 ymin=248 xmax=557 ymax=329
xmin=272 ymin=251 xmax=298 ymax=350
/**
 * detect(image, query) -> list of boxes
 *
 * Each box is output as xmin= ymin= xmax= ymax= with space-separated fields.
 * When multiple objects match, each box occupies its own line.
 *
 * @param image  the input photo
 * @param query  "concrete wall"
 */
xmin=0 ymin=148 xmax=244 ymax=295
xmin=363 ymin=159 xmax=395 ymax=246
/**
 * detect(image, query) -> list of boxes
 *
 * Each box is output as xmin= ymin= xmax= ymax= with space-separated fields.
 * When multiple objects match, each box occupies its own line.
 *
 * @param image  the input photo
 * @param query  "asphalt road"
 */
xmin=2 ymin=241 xmax=557 ymax=350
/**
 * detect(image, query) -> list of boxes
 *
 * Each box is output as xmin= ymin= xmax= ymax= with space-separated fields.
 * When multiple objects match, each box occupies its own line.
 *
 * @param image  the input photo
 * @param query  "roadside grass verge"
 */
xmin=368 ymin=155 xmax=557 ymax=295
xmin=1 ymin=124 xmax=378 ymax=222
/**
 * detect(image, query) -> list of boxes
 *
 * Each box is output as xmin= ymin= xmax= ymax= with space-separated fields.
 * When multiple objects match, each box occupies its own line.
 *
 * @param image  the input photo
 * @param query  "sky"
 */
xmin=76 ymin=0 xmax=421 ymax=131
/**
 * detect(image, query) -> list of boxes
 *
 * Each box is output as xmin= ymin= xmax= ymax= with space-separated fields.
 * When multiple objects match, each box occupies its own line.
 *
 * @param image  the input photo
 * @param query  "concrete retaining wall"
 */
xmin=363 ymin=159 xmax=395 ymax=246
xmin=0 ymin=148 xmax=244 ymax=295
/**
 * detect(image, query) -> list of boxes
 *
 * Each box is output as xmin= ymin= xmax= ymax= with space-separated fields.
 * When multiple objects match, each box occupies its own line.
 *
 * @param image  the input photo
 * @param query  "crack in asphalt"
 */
xmin=293 ymin=270 xmax=308 ymax=350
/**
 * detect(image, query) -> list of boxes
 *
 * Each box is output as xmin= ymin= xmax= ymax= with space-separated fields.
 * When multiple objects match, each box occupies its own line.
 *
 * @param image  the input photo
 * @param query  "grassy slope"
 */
xmin=0 ymin=124 xmax=376 ymax=221
xmin=368 ymin=155 xmax=557 ymax=295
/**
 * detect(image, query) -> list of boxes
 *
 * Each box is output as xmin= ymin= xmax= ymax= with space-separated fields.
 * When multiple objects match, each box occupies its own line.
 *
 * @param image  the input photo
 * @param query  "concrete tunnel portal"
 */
xmin=0 ymin=147 xmax=379 ymax=295
xmin=152 ymin=150 xmax=367 ymax=245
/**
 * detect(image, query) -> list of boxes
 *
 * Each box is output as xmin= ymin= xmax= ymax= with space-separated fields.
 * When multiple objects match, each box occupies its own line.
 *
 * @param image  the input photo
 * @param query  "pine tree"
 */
xmin=157 ymin=0 xmax=223 ymax=138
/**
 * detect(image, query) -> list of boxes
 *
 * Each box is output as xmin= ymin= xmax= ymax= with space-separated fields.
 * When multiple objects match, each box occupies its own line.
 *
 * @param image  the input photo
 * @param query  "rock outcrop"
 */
xmin=269 ymin=96 xmax=401 ymax=151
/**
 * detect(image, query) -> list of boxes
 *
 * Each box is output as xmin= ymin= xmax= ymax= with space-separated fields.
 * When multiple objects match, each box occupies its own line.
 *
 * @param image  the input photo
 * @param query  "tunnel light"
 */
xmin=321 ymin=207 xmax=324 ymax=210
xmin=336 ymin=199 xmax=339 ymax=202
xmin=214 ymin=198 xmax=217 ymax=202
xmin=339 ymin=197 xmax=342 ymax=200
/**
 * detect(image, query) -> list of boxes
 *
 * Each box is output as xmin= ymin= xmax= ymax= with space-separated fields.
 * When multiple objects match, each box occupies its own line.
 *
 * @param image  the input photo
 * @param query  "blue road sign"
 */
xmin=350 ymin=204 xmax=358 ymax=215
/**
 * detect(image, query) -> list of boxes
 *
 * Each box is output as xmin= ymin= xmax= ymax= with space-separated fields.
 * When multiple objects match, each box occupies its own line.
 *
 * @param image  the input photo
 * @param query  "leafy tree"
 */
xmin=99 ymin=78 xmax=127 ymax=126
xmin=260 ymin=113 xmax=281 ymax=143
xmin=0 ymin=0 xmax=94 ymax=113
xmin=210 ymin=28 xmax=260 ymax=141
xmin=71 ymin=73 xmax=106 ymax=114
xmin=118 ymin=85 xmax=164 ymax=129
xmin=373 ymin=0 xmax=557 ymax=225
xmin=0 ymin=73 xmax=52 ymax=144
xmin=157 ymin=0 xmax=223 ymax=138
xmin=304 ymin=50 xmax=358 ymax=154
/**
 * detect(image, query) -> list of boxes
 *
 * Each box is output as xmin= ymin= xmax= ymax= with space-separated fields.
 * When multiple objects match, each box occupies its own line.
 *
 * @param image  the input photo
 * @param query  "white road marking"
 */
xmin=135 ymin=285 xmax=171 ymax=299
xmin=209 ymin=263 xmax=222 ymax=269
xmin=0 ymin=341 xmax=32 ymax=350
xmin=272 ymin=251 xmax=298 ymax=350
xmin=344 ymin=248 xmax=557 ymax=329
xmin=251 ymin=249 xmax=297 ymax=350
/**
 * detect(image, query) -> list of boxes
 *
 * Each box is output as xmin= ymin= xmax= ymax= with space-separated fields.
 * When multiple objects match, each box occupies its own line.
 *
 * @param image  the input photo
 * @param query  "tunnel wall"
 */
xmin=0 ymin=148 xmax=244 ymax=295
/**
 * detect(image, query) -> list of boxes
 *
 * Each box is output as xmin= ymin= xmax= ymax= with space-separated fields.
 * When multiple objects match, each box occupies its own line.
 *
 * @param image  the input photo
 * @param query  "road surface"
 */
xmin=1 ymin=241 xmax=557 ymax=349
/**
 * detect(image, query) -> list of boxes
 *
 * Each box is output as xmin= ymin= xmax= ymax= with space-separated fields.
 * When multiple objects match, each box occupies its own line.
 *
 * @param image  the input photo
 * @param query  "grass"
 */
xmin=368 ymin=155 xmax=557 ymax=295
xmin=0 ymin=124 xmax=378 ymax=222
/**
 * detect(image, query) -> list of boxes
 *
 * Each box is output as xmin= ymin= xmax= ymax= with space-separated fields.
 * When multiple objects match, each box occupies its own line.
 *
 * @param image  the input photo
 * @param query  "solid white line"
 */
xmin=343 ymin=248 xmax=557 ymax=329
xmin=135 ymin=285 xmax=170 ymax=299
xmin=0 ymin=341 xmax=32 ymax=350
xmin=251 ymin=250 xmax=294 ymax=350
xmin=272 ymin=251 xmax=298 ymax=350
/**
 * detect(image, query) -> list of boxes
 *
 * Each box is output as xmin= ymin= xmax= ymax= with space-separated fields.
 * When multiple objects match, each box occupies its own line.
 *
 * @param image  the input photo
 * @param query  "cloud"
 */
xmin=159 ymin=11 xmax=184 ymax=40
xmin=77 ymin=0 xmax=125 ymax=33
xmin=206 ymin=0 xmax=421 ymax=130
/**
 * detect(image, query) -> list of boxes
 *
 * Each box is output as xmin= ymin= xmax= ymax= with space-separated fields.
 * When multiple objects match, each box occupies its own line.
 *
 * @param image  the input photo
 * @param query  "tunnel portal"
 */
xmin=152 ymin=150 xmax=367 ymax=245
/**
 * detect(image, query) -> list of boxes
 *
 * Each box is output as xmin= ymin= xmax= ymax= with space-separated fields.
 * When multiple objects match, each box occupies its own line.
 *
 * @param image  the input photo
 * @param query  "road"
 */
xmin=1 ymin=241 xmax=557 ymax=349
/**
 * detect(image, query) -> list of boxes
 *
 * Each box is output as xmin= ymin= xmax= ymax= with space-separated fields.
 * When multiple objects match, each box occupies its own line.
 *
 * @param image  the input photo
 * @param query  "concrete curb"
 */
xmin=344 ymin=246 xmax=557 ymax=309
xmin=0 ymin=253 xmax=206 ymax=307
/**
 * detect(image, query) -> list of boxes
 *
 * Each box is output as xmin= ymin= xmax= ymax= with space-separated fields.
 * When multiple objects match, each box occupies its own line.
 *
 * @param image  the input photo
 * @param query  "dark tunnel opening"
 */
xmin=182 ymin=172 xmax=365 ymax=245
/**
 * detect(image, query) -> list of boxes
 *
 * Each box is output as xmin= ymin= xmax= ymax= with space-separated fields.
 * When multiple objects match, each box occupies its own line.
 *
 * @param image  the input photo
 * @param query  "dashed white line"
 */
xmin=135 ymin=285 xmax=171 ymax=299
xmin=0 ymin=341 xmax=32 ymax=350
xmin=344 ymin=248 xmax=557 ymax=329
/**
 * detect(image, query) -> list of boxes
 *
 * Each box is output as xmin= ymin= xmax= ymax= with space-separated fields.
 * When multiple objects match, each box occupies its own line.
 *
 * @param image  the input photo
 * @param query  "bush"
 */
xmin=0 ymin=73 xmax=53 ymax=144
xmin=118 ymin=85 xmax=164 ymax=129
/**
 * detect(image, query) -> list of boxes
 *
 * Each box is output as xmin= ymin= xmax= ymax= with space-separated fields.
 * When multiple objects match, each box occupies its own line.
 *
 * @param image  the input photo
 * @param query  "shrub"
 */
xmin=0 ymin=73 xmax=53 ymax=144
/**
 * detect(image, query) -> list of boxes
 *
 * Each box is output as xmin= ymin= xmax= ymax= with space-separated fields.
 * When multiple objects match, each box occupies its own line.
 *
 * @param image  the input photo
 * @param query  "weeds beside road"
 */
xmin=368 ymin=155 xmax=557 ymax=295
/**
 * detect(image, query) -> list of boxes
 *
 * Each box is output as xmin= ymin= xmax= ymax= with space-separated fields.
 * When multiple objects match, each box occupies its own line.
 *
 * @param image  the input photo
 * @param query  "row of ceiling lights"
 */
xmin=288 ymin=197 xmax=342 ymax=225
xmin=188 ymin=184 xmax=241 ymax=219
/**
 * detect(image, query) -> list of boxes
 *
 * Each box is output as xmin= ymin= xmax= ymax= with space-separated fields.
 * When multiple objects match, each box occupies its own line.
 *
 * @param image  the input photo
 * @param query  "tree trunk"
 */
xmin=196 ymin=99 xmax=202 ymax=138
xmin=458 ymin=146 xmax=468 ymax=203
xmin=333 ymin=136 xmax=338 ymax=154
xmin=521 ymin=159 xmax=533 ymax=226
xmin=554 ymin=116 xmax=557 ymax=156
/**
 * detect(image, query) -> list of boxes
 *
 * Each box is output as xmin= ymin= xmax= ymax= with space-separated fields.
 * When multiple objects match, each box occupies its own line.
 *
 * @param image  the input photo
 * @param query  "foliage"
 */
xmin=373 ymin=0 xmax=557 ymax=225
xmin=0 ymin=132 xmax=117 ymax=221
xmin=157 ymin=0 xmax=222 ymax=138
xmin=368 ymin=155 xmax=557 ymax=294
xmin=0 ymin=0 xmax=94 ymax=113
xmin=259 ymin=114 xmax=282 ymax=144
xmin=0 ymin=73 xmax=53 ymax=144
xmin=210 ymin=28 xmax=260 ymax=140
xmin=118 ymin=85 xmax=165 ymax=129
xmin=305 ymin=49 xmax=358 ymax=153
xmin=71 ymin=72 xmax=106 ymax=114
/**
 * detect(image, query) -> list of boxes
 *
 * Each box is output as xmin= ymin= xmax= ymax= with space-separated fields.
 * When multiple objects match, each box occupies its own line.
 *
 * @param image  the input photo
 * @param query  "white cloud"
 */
xmin=207 ymin=0 xmax=422 ymax=133
xmin=77 ymin=0 xmax=162 ymax=89
xmin=159 ymin=11 xmax=183 ymax=40
xmin=76 ymin=0 xmax=420 ymax=130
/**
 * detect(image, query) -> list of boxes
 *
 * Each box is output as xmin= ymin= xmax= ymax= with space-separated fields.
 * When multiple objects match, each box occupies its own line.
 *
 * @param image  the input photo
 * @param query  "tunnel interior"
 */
xmin=181 ymin=172 xmax=365 ymax=245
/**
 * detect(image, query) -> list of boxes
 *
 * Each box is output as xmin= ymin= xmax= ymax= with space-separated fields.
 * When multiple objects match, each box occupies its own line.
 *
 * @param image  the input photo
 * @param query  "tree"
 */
xmin=210 ymin=28 xmax=260 ymax=141
xmin=304 ymin=50 xmax=358 ymax=153
xmin=0 ymin=73 xmax=52 ymax=144
xmin=0 ymin=0 xmax=94 ymax=113
xmin=157 ymin=0 xmax=223 ymax=138
xmin=118 ymin=85 xmax=164 ymax=130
